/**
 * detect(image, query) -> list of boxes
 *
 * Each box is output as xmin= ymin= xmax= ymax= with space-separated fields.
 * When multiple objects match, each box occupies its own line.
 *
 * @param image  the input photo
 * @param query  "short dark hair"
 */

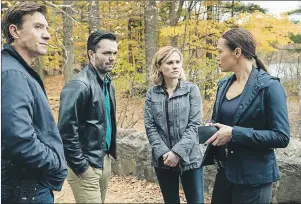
xmin=2 ymin=2 xmax=47 ymax=44
xmin=87 ymin=29 xmax=117 ymax=56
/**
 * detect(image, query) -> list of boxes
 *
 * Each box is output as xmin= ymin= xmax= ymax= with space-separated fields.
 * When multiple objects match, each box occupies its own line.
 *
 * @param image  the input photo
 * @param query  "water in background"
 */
xmin=268 ymin=62 xmax=300 ymax=79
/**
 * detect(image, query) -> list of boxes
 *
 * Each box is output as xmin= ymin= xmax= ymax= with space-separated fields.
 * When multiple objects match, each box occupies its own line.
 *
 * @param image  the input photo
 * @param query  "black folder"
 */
xmin=198 ymin=126 xmax=219 ymax=144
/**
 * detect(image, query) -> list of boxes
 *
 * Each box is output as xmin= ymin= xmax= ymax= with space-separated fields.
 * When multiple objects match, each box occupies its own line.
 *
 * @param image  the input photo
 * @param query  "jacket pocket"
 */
xmin=189 ymin=143 xmax=201 ymax=161
xmin=79 ymin=126 xmax=93 ymax=148
xmin=83 ymin=126 xmax=93 ymax=141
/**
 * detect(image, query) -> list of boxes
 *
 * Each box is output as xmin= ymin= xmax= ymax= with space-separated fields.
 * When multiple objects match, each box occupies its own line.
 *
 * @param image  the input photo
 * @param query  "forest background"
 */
xmin=1 ymin=1 xmax=301 ymax=202
xmin=1 ymin=0 xmax=300 ymax=134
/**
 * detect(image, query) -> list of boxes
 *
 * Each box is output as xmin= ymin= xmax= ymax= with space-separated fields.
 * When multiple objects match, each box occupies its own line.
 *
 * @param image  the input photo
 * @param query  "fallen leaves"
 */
xmin=54 ymin=175 xmax=213 ymax=203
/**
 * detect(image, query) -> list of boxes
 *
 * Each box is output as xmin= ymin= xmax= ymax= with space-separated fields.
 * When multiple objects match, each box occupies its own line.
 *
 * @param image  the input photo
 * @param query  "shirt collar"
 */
xmin=161 ymin=79 xmax=181 ymax=91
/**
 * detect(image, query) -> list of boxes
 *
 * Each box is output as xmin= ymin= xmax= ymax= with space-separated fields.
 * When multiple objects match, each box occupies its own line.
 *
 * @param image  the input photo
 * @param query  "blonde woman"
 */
xmin=144 ymin=46 xmax=204 ymax=203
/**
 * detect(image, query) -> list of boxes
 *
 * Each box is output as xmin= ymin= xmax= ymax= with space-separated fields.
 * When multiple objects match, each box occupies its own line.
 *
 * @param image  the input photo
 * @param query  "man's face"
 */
xmin=12 ymin=12 xmax=50 ymax=58
xmin=89 ymin=39 xmax=118 ymax=74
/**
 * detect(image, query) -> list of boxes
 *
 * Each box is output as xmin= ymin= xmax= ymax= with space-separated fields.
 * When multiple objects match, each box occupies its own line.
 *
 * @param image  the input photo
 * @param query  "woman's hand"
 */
xmin=205 ymin=123 xmax=233 ymax=146
xmin=163 ymin=151 xmax=180 ymax=167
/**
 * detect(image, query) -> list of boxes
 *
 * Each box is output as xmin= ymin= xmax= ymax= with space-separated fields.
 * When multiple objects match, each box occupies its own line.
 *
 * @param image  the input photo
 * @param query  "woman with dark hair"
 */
xmin=202 ymin=28 xmax=290 ymax=203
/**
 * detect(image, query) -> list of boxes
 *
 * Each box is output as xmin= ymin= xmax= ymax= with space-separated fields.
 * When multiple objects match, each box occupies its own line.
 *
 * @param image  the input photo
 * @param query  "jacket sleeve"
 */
xmin=58 ymin=80 xmax=90 ymax=175
xmin=172 ymin=84 xmax=202 ymax=163
xmin=231 ymin=79 xmax=290 ymax=148
xmin=144 ymin=89 xmax=170 ymax=162
xmin=1 ymin=70 xmax=65 ymax=189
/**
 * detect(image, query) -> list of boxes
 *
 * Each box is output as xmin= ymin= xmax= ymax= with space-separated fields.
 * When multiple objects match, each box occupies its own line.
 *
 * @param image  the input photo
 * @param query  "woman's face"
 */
xmin=216 ymin=38 xmax=237 ymax=72
xmin=160 ymin=51 xmax=183 ymax=80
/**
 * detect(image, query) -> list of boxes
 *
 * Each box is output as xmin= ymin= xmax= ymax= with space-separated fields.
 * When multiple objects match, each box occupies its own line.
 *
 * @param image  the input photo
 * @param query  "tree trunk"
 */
xmin=62 ymin=0 xmax=74 ymax=84
xmin=299 ymin=81 xmax=301 ymax=117
xmin=181 ymin=1 xmax=196 ymax=50
xmin=144 ymin=0 xmax=157 ymax=86
xmin=206 ymin=3 xmax=213 ymax=59
xmin=297 ymin=56 xmax=301 ymax=116
xmin=231 ymin=0 xmax=235 ymax=17
xmin=128 ymin=18 xmax=133 ymax=64
xmin=88 ymin=0 xmax=100 ymax=33
xmin=204 ymin=2 xmax=214 ymax=100
xmin=169 ymin=1 xmax=177 ymax=47
xmin=168 ymin=0 xmax=184 ymax=47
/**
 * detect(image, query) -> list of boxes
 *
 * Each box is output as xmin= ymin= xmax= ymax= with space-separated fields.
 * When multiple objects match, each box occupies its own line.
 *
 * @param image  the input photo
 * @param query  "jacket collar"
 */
xmin=2 ymin=44 xmax=47 ymax=96
xmin=153 ymin=79 xmax=189 ymax=98
xmin=87 ymin=63 xmax=113 ymax=85
xmin=214 ymin=67 xmax=275 ymax=124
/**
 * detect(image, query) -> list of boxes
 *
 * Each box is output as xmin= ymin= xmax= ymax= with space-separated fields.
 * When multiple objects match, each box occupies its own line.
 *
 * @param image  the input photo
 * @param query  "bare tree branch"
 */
xmin=43 ymin=0 xmax=79 ymax=25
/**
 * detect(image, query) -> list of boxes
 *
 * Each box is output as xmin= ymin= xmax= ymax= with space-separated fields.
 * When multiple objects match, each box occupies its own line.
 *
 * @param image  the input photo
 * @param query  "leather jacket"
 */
xmin=58 ymin=63 xmax=117 ymax=175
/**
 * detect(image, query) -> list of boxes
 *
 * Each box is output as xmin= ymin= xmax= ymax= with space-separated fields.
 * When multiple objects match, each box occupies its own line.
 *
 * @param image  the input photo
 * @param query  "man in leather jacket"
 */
xmin=58 ymin=30 xmax=118 ymax=203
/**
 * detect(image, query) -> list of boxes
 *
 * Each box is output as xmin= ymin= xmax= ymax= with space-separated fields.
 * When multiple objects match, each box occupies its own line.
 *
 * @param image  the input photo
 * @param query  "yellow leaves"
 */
xmin=232 ymin=11 xmax=301 ymax=54
xmin=76 ymin=1 xmax=88 ymax=7
xmin=3 ymin=1 xmax=297 ymax=91
xmin=2 ymin=1 xmax=13 ymax=8
xmin=157 ymin=6 xmax=299 ymax=93
xmin=203 ymin=0 xmax=220 ymax=8
xmin=160 ymin=19 xmax=225 ymax=53
xmin=42 ymin=48 xmax=62 ymax=72
xmin=160 ymin=25 xmax=185 ymax=37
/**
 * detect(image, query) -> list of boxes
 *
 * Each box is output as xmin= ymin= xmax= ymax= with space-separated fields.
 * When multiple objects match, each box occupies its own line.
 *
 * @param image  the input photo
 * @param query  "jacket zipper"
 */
xmin=164 ymin=94 xmax=172 ymax=149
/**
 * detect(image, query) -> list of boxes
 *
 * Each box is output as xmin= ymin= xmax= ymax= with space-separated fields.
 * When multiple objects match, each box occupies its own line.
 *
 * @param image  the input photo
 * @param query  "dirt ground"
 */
xmin=44 ymin=75 xmax=300 ymax=203
xmin=53 ymin=176 xmax=168 ymax=203
xmin=53 ymin=175 xmax=212 ymax=203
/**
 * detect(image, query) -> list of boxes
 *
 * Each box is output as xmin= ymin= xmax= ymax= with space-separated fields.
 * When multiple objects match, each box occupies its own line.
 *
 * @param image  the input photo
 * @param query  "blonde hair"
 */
xmin=150 ymin=46 xmax=186 ymax=85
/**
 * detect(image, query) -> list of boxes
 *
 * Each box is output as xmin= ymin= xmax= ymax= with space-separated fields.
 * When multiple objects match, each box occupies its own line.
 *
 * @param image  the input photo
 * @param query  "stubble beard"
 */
xmin=96 ymin=66 xmax=112 ymax=74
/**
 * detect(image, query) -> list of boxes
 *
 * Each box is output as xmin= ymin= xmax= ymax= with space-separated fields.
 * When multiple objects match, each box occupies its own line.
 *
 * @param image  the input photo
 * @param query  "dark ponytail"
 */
xmin=253 ymin=55 xmax=268 ymax=73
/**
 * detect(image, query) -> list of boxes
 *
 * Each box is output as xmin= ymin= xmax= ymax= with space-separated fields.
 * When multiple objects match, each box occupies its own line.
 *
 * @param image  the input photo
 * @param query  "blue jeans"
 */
xmin=155 ymin=167 xmax=204 ymax=204
xmin=2 ymin=181 xmax=54 ymax=204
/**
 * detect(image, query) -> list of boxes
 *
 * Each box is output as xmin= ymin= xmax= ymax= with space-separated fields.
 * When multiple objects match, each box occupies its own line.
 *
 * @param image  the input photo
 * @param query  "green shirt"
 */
xmin=103 ymin=76 xmax=112 ymax=151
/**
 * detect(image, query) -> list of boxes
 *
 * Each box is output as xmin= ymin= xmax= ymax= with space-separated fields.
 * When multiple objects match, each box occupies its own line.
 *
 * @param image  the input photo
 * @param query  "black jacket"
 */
xmin=1 ymin=45 xmax=67 ymax=191
xmin=58 ymin=63 xmax=117 ymax=175
xmin=202 ymin=67 xmax=290 ymax=184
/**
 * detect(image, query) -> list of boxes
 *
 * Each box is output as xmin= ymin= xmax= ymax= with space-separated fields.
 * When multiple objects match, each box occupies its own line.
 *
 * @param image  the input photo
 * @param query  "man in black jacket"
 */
xmin=1 ymin=2 xmax=67 ymax=203
xmin=58 ymin=30 xmax=118 ymax=203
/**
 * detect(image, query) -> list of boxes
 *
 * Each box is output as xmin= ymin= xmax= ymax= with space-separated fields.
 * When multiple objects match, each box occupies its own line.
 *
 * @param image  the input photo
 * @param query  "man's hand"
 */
xmin=205 ymin=123 xmax=233 ymax=146
xmin=163 ymin=151 xmax=180 ymax=167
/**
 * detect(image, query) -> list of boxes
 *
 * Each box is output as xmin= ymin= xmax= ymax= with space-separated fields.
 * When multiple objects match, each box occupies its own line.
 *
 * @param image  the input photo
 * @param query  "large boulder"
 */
xmin=272 ymin=137 xmax=301 ymax=203
xmin=112 ymin=129 xmax=301 ymax=203
xmin=112 ymin=129 xmax=156 ymax=182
